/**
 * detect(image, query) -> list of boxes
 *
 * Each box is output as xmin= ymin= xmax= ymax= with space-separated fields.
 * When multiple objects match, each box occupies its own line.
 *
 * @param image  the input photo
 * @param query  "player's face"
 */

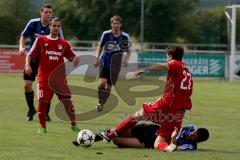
xmin=40 ymin=8 xmax=53 ymax=22
xmin=111 ymin=20 xmax=122 ymax=32
xmin=50 ymin=21 xmax=61 ymax=37
xmin=188 ymin=131 xmax=198 ymax=142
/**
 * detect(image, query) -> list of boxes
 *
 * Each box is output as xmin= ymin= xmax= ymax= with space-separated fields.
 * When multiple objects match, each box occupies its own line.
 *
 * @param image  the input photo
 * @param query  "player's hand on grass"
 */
xmin=94 ymin=57 xmax=100 ymax=67
xmin=25 ymin=65 xmax=32 ymax=76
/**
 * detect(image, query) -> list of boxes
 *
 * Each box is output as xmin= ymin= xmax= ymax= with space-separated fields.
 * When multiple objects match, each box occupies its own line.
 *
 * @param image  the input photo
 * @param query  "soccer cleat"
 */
xmin=95 ymin=128 xmax=111 ymax=142
xmin=71 ymin=126 xmax=80 ymax=132
xmin=72 ymin=140 xmax=80 ymax=146
xmin=96 ymin=129 xmax=112 ymax=142
xmin=46 ymin=115 xmax=51 ymax=122
xmin=96 ymin=103 xmax=103 ymax=112
xmin=37 ymin=128 xmax=47 ymax=133
xmin=94 ymin=134 xmax=103 ymax=142
xmin=26 ymin=109 xmax=37 ymax=121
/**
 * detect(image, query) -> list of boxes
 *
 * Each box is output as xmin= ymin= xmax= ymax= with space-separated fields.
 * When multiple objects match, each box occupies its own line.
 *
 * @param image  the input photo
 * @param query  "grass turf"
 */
xmin=0 ymin=74 xmax=239 ymax=160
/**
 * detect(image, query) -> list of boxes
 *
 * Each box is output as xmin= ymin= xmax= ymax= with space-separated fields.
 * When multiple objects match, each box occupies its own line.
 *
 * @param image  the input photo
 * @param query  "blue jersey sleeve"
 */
xmin=178 ymin=144 xmax=197 ymax=151
xmin=182 ymin=124 xmax=197 ymax=130
xmin=99 ymin=34 xmax=107 ymax=48
xmin=21 ymin=19 xmax=36 ymax=37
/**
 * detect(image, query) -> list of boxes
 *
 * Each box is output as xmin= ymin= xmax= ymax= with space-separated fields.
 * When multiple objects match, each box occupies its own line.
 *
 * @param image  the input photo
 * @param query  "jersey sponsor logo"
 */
xmin=44 ymin=43 xmax=48 ymax=47
xmin=49 ymin=56 xmax=59 ymax=61
xmin=46 ymin=50 xmax=62 ymax=56
xmin=46 ymin=50 xmax=62 ymax=61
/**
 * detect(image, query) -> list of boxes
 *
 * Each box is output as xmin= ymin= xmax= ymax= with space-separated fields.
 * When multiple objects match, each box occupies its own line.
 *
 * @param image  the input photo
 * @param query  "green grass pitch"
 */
xmin=0 ymin=74 xmax=239 ymax=160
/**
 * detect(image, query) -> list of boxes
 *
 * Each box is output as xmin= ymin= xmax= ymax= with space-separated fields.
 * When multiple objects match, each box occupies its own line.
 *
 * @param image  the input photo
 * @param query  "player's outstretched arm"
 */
xmin=132 ymin=63 xmax=168 ymax=78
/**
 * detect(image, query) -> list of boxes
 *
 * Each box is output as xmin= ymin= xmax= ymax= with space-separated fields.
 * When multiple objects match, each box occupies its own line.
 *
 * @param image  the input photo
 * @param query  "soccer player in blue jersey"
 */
xmin=90 ymin=123 xmax=209 ymax=152
xmin=19 ymin=4 xmax=63 ymax=121
xmin=93 ymin=15 xmax=132 ymax=112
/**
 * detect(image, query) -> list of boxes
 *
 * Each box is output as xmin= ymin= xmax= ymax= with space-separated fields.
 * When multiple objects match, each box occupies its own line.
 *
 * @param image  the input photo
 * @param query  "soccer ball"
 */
xmin=77 ymin=129 xmax=95 ymax=147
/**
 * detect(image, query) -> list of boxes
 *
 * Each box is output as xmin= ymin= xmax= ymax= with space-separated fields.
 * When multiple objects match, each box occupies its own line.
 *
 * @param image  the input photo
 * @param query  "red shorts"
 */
xmin=142 ymin=97 xmax=184 ymax=141
xmin=37 ymin=82 xmax=71 ymax=102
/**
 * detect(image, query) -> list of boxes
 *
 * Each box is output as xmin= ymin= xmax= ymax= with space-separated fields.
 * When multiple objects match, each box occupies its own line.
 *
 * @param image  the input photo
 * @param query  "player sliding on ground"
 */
xmin=92 ymin=123 xmax=209 ymax=151
xmin=97 ymin=44 xmax=194 ymax=152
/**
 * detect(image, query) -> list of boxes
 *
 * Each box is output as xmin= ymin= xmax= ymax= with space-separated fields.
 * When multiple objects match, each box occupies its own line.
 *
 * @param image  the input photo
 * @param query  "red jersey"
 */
xmin=163 ymin=60 xmax=193 ymax=110
xmin=28 ymin=35 xmax=75 ymax=82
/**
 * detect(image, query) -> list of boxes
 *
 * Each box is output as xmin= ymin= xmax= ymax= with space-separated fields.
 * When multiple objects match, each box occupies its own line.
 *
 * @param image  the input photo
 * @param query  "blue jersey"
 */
xmin=176 ymin=124 xmax=198 ymax=151
xmin=21 ymin=18 xmax=64 ymax=48
xmin=99 ymin=30 xmax=130 ymax=68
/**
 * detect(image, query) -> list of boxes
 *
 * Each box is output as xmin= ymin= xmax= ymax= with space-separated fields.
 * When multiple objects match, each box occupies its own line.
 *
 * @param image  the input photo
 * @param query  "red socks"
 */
xmin=157 ymin=142 xmax=169 ymax=151
xmin=38 ymin=101 xmax=47 ymax=128
xmin=108 ymin=118 xmax=137 ymax=138
xmin=62 ymin=99 xmax=76 ymax=126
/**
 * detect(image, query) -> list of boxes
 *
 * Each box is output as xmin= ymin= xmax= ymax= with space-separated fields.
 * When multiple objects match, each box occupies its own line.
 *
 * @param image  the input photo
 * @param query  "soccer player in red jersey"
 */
xmin=98 ymin=44 xmax=193 ymax=152
xmin=25 ymin=17 xmax=80 ymax=133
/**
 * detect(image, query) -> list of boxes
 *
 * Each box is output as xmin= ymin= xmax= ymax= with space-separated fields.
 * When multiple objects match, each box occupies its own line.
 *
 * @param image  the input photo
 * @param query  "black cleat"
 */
xmin=46 ymin=115 xmax=51 ymax=122
xmin=96 ymin=103 xmax=103 ymax=112
xmin=94 ymin=134 xmax=103 ymax=142
xmin=72 ymin=140 xmax=80 ymax=146
xmin=26 ymin=109 xmax=37 ymax=121
xmin=95 ymin=128 xmax=111 ymax=142
xmin=96 ymin=129 xmax=112 ymax=142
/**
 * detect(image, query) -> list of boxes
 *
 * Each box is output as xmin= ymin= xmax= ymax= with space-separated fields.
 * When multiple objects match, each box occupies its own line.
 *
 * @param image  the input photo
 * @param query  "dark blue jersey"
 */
xmin=99 ymin=30 xmax=130 ymax=68
xmin=176 ymin=124 xmax=198 ymax=151
xmin=21 ymin=18 xmax=64 ymax=48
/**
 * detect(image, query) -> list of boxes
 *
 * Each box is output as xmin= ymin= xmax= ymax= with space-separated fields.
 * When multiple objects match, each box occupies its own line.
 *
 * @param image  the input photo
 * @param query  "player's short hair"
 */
xmin=40 ymin=4 xmax=52 ymax=11
xmin=196 ymin=128 xmax=209 ymax=143
xmin=166 ymin=45 xmax=184 ymax=61
xmin=50 ymin=17 xmax=61 ymax=25
xmin=111 ymin=15 xmax=122 ymax=24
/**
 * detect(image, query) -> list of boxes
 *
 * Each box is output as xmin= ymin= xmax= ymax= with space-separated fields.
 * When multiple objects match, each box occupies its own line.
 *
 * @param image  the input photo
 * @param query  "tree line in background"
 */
xmin=0 ymin=0 xmax=239 ymax=45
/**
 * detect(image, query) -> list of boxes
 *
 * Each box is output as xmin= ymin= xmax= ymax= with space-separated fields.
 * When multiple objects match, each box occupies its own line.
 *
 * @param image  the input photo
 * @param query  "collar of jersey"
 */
xmin=46 ymin=35 xmax=59 ymax=40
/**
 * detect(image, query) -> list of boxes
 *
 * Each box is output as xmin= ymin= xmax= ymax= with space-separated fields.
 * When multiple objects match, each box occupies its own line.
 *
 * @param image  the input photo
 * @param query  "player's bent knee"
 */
xmin=24 ymin=80 xmax=33 ymax=91
xmin=132 ymin=108 xmax=144 ymax=119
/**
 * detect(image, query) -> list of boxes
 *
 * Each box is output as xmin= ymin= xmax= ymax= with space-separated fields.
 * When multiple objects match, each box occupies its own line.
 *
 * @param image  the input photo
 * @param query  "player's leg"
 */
xmin=24 ymin=80 xmax=36 ymax=121
xmin=46 ymin=103 xmax=51 ymax=122
xmin=113 ymin=137 xmax=145 ymax=148
xmin=25 ymin=61 xmax=52 ymax=122
xmin=98 ymin=108 xmax=144 ymax=142
xmin=154 ymin=135 xmax=177 ymax=152
xmin=57 ymin=91 xmax=80 ymax=132
xmin=154 ymin=124 xmax=181 ymax=152
xmin=37 ymin=82 xmax=53 ymax=133
xmin=23 ymin=62 xmax=37 ymax=121
xmin=154 ymin=135 xmax=170 ymax=151
xmin=96 ymin=67 xmax=111 ymax=111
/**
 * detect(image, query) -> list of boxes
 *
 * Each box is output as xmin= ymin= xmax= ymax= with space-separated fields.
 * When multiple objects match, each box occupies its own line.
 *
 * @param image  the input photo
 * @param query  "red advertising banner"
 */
xmin=0 ymin=49 xmax=25 ymax=73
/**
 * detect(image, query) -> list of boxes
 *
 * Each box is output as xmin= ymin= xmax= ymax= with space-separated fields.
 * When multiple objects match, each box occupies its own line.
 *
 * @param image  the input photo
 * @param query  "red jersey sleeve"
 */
xmin=63 ymin=40 xmax=76 ymax=60
xmin=27 ymin=36 xmax=42 ymax=60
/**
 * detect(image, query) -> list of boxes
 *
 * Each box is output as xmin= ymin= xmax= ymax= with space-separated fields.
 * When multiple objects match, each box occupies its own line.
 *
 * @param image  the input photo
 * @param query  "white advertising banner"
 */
xmin=70 ymin=51 xmax=138 ymax=75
